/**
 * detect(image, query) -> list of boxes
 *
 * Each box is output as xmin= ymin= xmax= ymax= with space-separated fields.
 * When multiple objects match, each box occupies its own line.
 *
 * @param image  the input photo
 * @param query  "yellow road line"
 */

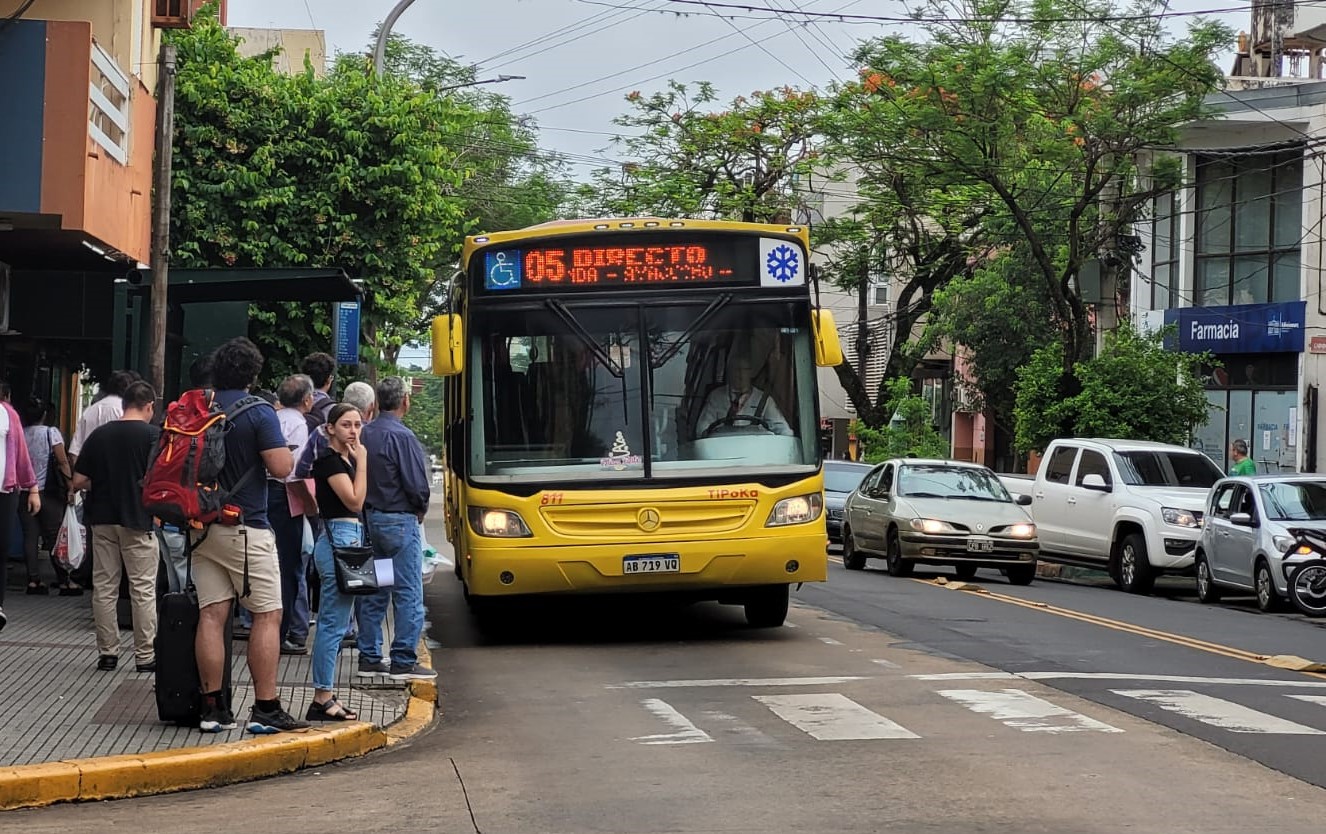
xmin=913 ymin=578 xmax=1326 ymax=681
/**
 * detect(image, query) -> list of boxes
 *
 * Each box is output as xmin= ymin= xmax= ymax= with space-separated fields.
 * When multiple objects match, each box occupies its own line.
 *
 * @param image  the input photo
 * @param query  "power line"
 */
xmin=654 ymin=0 xmax=1317 ymax=24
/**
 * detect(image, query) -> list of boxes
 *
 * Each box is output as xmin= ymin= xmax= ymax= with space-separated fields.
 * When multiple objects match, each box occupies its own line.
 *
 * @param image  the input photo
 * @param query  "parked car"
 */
xmin=1195 ymin=475 xmax=1326 ymax=611
xmin=998 ymin=439 xmax=1221 ymax=595
xmin=841 ymin=459 xmax=1039 ymax=584
xmin=824 ymin=460 xmax=874 ymax=544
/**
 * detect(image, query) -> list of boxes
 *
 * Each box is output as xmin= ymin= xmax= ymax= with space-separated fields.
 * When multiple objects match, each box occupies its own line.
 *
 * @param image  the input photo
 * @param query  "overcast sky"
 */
xmin=228 ymin=0 xmax=1249 ymax=180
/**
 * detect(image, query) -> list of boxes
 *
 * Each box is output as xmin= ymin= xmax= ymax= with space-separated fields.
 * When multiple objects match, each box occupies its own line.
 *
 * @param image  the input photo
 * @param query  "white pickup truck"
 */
xmin=999 ymin=438 xmax=1223 ymax=594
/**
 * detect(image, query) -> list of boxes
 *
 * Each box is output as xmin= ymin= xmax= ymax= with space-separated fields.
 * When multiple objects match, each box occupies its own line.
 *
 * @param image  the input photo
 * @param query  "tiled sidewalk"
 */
xmin=0 ymin=580 xmax=410 ymax=767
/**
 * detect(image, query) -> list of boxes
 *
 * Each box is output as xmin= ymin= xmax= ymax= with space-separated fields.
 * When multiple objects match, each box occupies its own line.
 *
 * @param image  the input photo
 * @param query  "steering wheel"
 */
xmin=701 ymin=414 xmax=775 ymax=438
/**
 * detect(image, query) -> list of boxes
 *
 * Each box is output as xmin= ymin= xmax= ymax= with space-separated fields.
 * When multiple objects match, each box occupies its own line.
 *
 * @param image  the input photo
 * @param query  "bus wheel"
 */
xmin=744 ymin=585 xmax=790 ymax=628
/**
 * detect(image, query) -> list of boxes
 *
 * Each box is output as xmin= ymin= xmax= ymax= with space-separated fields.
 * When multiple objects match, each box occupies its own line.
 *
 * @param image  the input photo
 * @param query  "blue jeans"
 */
xmin=310 ymin=519 xmax=364 ymax=692
xmin=358 ymin=510 xmax=425 ymax=668
xmin=158 ymin=526 xmax=188 ymax=593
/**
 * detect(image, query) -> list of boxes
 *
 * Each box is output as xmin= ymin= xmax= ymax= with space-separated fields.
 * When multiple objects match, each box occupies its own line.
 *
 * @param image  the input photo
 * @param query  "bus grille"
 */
xmin=540 ymin=501 xmax=756 ymax=538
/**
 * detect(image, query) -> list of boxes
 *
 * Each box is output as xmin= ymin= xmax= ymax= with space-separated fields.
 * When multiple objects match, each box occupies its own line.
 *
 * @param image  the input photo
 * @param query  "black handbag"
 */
xmin=332 ymin=543 xmax=379 ymax=595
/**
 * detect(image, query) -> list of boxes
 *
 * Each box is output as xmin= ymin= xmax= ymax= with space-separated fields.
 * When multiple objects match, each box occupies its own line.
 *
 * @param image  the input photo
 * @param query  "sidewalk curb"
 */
xmin=0 ymin=644 xmax=439 ymax=811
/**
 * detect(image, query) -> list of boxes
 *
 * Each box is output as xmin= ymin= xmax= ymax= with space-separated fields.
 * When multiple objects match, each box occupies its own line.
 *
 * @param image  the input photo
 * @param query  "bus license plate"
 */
xmin=624 ymin=554 xmax=680 ymax=575
xmin=967 ymin=538 xmax=994 ymax=553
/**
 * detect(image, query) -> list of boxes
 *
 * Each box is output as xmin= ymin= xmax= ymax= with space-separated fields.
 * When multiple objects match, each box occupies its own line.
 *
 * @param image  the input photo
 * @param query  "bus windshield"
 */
xmin=468 ymin=298 xmax=818 ymax=483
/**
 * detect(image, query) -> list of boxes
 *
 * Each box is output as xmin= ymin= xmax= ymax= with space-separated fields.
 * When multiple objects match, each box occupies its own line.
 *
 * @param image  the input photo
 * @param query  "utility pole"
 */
xmin=148 ymin=43 xmax=177 ymax=397
xmin=1095 ymin=153 xmax=1121 ymax=356
xmin=373 ymin=0 xmax=418 ymax=76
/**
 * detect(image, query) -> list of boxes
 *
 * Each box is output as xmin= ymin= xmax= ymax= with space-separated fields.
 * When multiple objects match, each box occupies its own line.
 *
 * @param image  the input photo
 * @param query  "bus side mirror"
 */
xmin=811 ymin=309 xmax=844 ymax=368
xmin=431 ymin=314 xmax=464 ymax=376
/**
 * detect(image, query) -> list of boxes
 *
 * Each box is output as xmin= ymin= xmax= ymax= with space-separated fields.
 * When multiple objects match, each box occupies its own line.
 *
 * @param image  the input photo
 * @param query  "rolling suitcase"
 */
xmin=154 ymin=543 xmax=233 ymax=725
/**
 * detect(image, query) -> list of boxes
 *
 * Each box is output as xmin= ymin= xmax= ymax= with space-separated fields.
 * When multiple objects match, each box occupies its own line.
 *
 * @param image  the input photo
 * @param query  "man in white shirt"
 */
xmin=695 ymin=350 xmax=792 ymax=437
xmin=68 ymin=371 xmax=139 ymax=465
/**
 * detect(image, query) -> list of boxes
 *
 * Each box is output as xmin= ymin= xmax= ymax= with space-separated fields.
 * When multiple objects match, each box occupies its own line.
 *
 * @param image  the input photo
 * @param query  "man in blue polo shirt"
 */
xmin=357 ymin=376 xmax=436 ymax=681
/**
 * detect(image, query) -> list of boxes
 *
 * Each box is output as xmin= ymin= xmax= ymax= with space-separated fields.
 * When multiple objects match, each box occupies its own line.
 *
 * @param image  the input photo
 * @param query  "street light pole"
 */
xmin=373 ymin=0 xmax=417 ymax=76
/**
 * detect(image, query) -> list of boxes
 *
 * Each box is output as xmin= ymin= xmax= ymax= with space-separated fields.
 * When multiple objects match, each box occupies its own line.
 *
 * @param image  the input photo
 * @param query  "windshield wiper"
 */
xmin=902 ymin=491 xmax=946 ymax=499
xmin=651 ymin=293 xmax=734 ymax=369
xmin=950 ymin=495 xmax=1001 ymax=501
xmin=545 ymin=299 xmax=624 ymax=378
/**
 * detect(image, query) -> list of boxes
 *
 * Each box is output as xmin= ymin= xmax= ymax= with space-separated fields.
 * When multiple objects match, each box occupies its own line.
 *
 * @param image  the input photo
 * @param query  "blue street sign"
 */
xmin=334 ymin=301 xmax=360 ymax=365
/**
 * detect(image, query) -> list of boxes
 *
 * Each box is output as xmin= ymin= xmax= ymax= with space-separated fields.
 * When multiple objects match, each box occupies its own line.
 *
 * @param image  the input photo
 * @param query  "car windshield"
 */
xmin=1259 ymin=480 xmax=1326 ymax=521
xmin=1114 ymin=451 xmax=1223 ymax=488
xmin=896 ymin=464 xmax=1012 ymax=501
xmin=824 ymin=466 xmax=870 ymax=494
xmin=466 ymin=299 xmax=818 ymax=483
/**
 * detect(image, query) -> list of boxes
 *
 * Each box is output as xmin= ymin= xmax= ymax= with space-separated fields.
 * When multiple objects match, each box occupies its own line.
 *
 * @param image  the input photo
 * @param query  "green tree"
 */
xmin=402 ymin=375 xmax=444 ymax=456
xmin=580 ymin=81 xmax=821 ymax=222
xmin=927 ymin=245 xmax=1057 ymax=453
xmin=854 ymin=377 xmax=950 ymax=462
xmin=1014 ymin=324 xmax=1212 ymax=451
xmin=849 ymin=0 xmax=1231 ymax=435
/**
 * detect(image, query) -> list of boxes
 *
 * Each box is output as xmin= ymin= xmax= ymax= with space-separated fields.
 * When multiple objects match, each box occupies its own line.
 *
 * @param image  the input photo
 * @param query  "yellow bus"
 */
xmin=430 ymin=218 xmax=844 ymax=627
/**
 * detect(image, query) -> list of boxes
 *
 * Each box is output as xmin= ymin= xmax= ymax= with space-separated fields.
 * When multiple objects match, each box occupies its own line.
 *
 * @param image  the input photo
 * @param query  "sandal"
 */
xmin=305 ymin=696 xmax=357 ymax=722
xmin=26 ymin=582 xmax=49 ymax=595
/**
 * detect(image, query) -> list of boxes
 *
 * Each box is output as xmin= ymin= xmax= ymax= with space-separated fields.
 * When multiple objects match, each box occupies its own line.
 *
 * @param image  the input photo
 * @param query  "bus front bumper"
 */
xmin=465 ymin=531 xmax=828 ymax=597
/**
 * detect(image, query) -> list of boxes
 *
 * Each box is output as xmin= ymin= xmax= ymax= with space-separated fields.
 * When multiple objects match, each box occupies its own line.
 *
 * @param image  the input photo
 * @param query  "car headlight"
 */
xmin=766 ymin=493 xmax=824 ymax=527
xmin=911 ymin=518 xmax=959 ymax=534
xmin=467 ymin=507 xmax=532 ymax=538
xmin=1162 ymin=507 xmax=1202 ymax=529
xmin=1004 ymin=523 xmax=1036 ymax=539
xmin=1274 ymin=534 xmax=1295 ymax=553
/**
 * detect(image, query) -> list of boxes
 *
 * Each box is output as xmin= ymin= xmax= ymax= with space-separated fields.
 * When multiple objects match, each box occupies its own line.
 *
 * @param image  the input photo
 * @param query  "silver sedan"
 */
xmin=841 ymin=459 xmax=1039 ymax=584
xmin=1196 ymin=475 xmax=1326 ymax=611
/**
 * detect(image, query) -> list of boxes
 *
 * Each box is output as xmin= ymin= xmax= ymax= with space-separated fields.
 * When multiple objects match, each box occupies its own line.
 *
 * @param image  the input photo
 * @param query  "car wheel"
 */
xmin=1117 ymin=533 xmax=1155 ymax=595
xmin=1005 ymin=563 xmax=1036 ymax=586
xmin=954 ymin=564 xmax=978 ymax=581
xmin=842 ymin=529 xmax=867 ymax=571
xmin=885 ymin=528 xmax=913 ymax=577
xmin=1255 ymin=559 xmax=1283 ymax=612
xmin=744 ymin=585 xmax=790 ymax=628
xmin=1195 ymin=553 xmax=1222 ymax=604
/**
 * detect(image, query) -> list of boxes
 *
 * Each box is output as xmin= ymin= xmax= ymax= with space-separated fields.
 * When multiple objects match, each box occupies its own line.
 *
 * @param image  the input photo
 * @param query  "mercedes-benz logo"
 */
xmin=637 ymin=508 xmax=661 ymax=532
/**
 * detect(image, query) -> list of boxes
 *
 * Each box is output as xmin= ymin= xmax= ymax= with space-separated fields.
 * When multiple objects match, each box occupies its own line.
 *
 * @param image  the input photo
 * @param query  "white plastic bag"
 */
xmin=54 ymin=500 xmax=86 ymax=572
xmin=301 ymin=517 xmax=315 ymax=556
xmin=420 ymin=521 xmax=442 ymax=585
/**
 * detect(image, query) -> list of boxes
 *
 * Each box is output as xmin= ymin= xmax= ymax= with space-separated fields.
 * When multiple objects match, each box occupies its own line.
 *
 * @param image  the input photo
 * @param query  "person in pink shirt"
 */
xmin=0 ymin=380 xmax=40 ymax=632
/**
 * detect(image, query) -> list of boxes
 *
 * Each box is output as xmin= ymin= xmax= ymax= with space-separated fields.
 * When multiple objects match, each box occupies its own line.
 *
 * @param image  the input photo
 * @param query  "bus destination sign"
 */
xmin=479 ymin=236 xmax=794 ymax=292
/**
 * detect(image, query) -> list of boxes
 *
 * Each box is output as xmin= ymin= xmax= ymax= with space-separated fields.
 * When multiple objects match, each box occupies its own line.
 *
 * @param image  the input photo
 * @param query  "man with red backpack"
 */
xmin=186 ymin=338 xmax=305 ymax=733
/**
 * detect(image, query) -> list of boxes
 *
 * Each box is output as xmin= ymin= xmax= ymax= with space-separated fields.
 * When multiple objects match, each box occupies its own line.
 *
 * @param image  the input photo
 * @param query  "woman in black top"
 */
xmin=307 ymin=403 xmax=368 ymax=721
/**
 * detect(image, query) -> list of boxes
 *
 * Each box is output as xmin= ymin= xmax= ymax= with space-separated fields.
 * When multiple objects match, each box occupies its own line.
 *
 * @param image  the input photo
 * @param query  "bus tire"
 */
xmin=744 ymin=585 xmax=790 ymax=628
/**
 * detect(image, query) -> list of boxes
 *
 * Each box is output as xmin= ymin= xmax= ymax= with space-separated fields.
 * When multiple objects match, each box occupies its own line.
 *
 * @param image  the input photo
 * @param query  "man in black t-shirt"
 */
xmin=69 ymin=381 xmax=161 ymax=673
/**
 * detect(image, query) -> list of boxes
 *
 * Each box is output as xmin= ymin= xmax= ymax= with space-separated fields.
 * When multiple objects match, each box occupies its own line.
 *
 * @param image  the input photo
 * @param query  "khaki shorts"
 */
xmin=191 ymin=524 xmax=283 ymax=614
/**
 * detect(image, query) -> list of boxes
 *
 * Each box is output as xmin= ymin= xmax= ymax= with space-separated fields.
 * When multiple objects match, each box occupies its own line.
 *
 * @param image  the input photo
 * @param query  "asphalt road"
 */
xmin=12 ymin=544 xmax=1326 ymax=833
xmin=807 ymin=551 xmax=1326 ymax=790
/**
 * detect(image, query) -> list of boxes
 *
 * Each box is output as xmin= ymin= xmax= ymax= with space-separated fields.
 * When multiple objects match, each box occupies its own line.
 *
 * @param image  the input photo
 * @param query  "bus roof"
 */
xmin=461 ymin=218 xmax=810 ymax=266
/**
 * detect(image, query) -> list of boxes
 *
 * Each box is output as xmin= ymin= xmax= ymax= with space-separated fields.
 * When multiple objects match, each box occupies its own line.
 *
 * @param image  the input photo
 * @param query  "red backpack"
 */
xmin=141 ymin=389 xmax=271 ymax=527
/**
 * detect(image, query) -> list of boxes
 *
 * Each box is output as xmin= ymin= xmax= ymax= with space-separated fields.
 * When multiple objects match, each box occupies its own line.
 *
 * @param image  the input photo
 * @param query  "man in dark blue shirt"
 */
xmin=191 ymin=337 xmax=308 ymax=734
xmin=358 ymin=376 xmax=435 ymax=681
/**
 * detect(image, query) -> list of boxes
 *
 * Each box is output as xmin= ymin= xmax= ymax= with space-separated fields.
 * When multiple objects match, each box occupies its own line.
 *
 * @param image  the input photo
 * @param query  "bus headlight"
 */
xmin=468 ymin=507 xmax=533 ymax=538
xmin=766 ymin=493 xmax=824 ymax=527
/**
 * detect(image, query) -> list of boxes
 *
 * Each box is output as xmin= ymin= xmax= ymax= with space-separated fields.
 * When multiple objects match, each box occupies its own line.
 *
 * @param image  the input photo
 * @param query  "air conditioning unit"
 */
xmin=153 ymin=0 xmax=224 ymax=29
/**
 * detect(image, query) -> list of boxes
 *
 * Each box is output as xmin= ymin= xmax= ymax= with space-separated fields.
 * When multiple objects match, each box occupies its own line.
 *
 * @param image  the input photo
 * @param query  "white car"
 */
xmin=1195 ymin=475 xmax=1326 ymax=612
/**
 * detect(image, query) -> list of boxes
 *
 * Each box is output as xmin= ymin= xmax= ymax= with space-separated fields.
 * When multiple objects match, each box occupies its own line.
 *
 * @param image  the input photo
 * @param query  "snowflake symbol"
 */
xmin=766 ymin=245 xmax=799 ymax=283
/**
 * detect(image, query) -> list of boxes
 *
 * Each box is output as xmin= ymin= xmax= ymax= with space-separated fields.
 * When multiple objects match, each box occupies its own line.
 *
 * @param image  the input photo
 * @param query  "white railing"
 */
xmin=89 ymin=41 xmax=131 ymax=165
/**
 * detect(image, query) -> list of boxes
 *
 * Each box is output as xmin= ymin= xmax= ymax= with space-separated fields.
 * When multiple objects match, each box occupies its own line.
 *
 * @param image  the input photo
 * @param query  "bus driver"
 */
xmin=695 ymin=349 xmax=792 ymax=437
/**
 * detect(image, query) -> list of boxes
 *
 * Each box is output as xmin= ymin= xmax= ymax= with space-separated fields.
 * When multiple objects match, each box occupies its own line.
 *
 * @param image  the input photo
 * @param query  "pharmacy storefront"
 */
xmin=1165 ymin=300 xmax=1305 ymax=474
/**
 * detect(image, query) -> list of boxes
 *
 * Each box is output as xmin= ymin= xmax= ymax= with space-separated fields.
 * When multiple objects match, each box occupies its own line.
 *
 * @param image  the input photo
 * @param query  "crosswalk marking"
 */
xmin=630 ymin=699 xmax=714 ymax=745
xmin=937 ymin=689 xmax=1125 ymax=734
xmin=1113 ymin=689 xmax=1326 ymax=735
xmin=1287 ymin=694 xmax=1326 ymax=708
xmin=610 ymin=676 xmax=870 ymax=689
xmin=753 ymin=693 xmax=920 ymax=740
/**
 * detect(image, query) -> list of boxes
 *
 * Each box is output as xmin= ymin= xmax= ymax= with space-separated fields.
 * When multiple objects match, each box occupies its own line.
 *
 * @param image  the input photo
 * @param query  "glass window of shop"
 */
xmin=1190 ymin=353 xmax=1298 ymax=474
xmin=1194 ymin=150 xmax=1303 ymax=307
xmin=1149 ymin=191 xmax=1180 ymax=310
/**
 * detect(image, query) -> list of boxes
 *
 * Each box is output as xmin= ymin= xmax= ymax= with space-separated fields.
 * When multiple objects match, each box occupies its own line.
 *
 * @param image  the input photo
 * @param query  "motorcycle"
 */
xmin=1281 ymin=527 xmax=1326 ymax=617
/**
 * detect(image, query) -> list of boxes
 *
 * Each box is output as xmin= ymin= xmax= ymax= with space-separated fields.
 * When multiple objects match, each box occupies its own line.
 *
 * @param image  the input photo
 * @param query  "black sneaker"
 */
xmin=135 ymin=660 xmax=157 ymax=673
xmin=356 ymin=658 xmax=390 ymax=677
xmin=97 ymin=654 xmax=118 ymax=671
xmin=280 ymin=639 xmax=307 ymax=655
xmin=247 ymin=703 xmax=310 ymax=734
xmin=388 ymin=663 xmax=438 ymax=681
xmin=199 ymin=700 xmax=237 ymax=733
